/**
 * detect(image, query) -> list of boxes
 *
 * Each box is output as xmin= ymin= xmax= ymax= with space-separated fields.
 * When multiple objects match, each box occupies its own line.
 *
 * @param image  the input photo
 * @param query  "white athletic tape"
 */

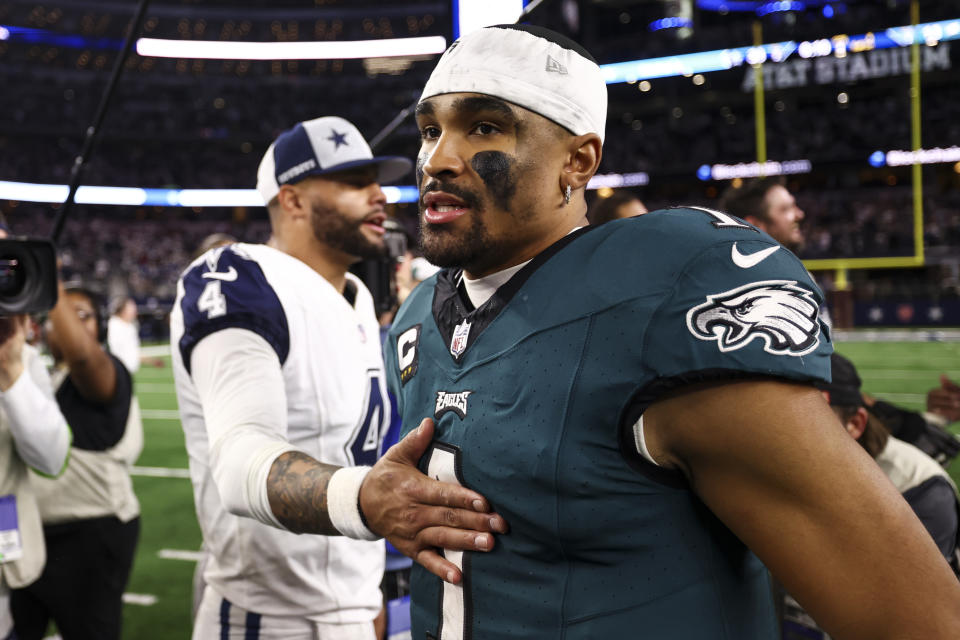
xmin=327 ymin=466 xmax=380 ymax=541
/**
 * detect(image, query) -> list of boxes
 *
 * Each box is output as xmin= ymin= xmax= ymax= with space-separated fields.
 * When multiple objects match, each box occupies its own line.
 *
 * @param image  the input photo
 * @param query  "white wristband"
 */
xmin=327 ymin=466 xmax=380 ymax=541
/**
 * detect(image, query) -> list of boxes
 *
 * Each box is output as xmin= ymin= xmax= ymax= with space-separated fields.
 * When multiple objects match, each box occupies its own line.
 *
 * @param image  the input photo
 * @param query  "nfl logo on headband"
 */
xmin=256 ymin=116 xmax=411 ymax=205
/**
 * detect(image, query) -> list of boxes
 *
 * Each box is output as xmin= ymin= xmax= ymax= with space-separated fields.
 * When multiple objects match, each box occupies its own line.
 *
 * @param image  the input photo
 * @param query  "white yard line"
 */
xmin=141 ymin=345 xmax=171 ymax=358
xmin=123 ymin=593 xmax=158 ymax=606
xmin=858 ymin=370 xmax=960 ymax=379
xmin=131 ymin=466 xmax=190 ymax=479
xmin=141 ymin=409 xmax=181 ymax=420
xmin=135 ymin=383 xmax=177 ymax=393
xmin=133 ymin=382 xmax=177 ymax=393
xmin=834 ymin=329 xmax=960 ymax=342
xmin=871 ymin=393 xmax=927 ymax=403
xmin=134 ymin=371 xmax=174 ymax=380
xmin=159 ymin=549 xmax=205 ymax=562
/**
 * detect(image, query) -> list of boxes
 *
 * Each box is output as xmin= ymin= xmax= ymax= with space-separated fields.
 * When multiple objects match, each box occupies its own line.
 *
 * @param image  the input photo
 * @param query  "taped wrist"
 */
xmin=327 ymin=466 xmax=380 ymax=541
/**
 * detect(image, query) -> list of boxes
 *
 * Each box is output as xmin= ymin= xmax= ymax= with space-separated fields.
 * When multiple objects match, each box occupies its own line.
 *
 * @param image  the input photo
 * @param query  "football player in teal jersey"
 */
xmin=383 ymin=24 xmax=960 ymax=640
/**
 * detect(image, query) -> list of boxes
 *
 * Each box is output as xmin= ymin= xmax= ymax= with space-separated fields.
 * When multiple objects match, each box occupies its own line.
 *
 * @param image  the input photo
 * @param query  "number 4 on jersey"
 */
xmin=347 ymin=372 xmax=387 ymax=466
xmin=197 ymin=281 xmax=227 ymax=319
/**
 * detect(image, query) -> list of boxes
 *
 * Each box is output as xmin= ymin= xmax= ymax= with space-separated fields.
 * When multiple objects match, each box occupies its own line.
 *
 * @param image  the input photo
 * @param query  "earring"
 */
xmin=564 ymin=184 xmax=572 ymax=206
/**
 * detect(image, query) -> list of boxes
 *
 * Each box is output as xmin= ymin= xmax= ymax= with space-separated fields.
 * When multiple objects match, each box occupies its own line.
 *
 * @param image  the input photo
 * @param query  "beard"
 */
xmin=310 ymin=201 xmax=386 ymax=260
xmin=418 ymin=181 xmax=496 ymax=270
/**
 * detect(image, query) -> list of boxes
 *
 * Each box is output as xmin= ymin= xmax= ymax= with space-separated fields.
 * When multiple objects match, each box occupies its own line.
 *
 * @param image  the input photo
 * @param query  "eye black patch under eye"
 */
xmin=471 ymin=151 xmax=517 ymax=212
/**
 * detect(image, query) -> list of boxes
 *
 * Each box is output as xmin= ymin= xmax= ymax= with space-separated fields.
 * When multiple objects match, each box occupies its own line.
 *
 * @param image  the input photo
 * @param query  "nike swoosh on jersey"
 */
xmin=201 ymin=266 xmax=238 ymax=281
xmin=731 ymin=244 xmax=780 ymax=268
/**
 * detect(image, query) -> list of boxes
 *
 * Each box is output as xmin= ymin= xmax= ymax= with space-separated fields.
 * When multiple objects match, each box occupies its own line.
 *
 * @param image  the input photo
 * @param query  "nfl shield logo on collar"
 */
xmin=450 ymin=319 xmax=471 ymax=358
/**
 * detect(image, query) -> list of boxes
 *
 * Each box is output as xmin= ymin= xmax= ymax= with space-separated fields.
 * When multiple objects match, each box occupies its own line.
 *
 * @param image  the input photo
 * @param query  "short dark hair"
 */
xmin=490 ymin=24 xmax=596 ymax=63
xmin=64 ymin=284 xmax=108 ymax=342
xmin=587 ymin=191 xmax=641 ymax=226
xmin=718 ymin=176 xmax=785 ymax=224
xmin=856 ymin=408 xmax=892 ymax=458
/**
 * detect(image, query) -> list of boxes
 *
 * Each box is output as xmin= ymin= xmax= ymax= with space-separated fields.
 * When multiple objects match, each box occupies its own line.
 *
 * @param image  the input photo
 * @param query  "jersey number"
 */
xmin=426 ymin=443 xmax=471 ymax=640
xmin=347 ymin=372 xmax=386 ymax=466
xmin=689 ymin=205 xmax=756 ymax=231
xmin=197 ymin=281 xmax=227 ymax=319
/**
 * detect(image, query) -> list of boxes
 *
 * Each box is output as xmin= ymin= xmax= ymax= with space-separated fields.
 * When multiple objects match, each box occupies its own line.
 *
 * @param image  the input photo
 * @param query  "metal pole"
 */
xmin=752 ymin=20 xmax=767 ymax=170
xmin=909 ymin=0 xmax=924 ymax=264
xmin=50 ymin=0 xmax=152 ymax=243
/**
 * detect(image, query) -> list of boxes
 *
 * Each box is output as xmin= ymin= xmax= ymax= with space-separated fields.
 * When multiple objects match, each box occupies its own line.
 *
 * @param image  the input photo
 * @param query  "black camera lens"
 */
xmin=0 ymin=256 xmax=26 ymax=297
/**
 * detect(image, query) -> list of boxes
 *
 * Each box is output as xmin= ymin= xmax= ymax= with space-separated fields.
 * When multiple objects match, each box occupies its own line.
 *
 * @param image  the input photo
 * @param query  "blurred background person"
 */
xmin=865 ymin=376 xmax=960 ymax=468
xmin=191 ymin=232 xmax=237 ymax=261
xmin=782 ymin=352 xmax=960 ymax=640
xmin=927 ymin=375 xmax=960 ymax=425
xmin=586 ymin=189 xmax=647 ymax=225
xmin=107 ymin=296 xmax=140 ymax=375
xmin=720 ymin=176 xmax=805 ymax=253
xmin=11 ymin=282 xmax=142 ymax=640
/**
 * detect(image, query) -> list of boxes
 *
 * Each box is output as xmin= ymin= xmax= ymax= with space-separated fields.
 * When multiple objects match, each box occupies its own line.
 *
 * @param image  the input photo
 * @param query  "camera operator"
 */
xmin=0 ymin=312 xmax=71 ymax=640
xmin=0 ymin=211 xmax=72 ymax=639
xmin=10 ymin=281 xmax=142 ymax=640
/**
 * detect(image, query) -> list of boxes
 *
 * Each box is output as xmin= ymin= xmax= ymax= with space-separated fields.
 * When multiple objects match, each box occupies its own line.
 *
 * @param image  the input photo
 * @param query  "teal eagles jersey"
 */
xmin=384 ymin=207 xmax=832 ymax=640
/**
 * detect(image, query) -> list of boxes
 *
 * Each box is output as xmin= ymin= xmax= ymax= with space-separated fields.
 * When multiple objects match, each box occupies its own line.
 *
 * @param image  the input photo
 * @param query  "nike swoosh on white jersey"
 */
xmin=201 ymin=266 xmax=238 ymax=281
xmin=730 ymin=244 xmax=780 ymax=268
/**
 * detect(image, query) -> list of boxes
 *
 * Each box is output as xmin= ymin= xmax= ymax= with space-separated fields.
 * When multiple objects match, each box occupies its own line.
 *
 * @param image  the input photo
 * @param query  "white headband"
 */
xmin=420 ymin=25 xmax=607 ymax=142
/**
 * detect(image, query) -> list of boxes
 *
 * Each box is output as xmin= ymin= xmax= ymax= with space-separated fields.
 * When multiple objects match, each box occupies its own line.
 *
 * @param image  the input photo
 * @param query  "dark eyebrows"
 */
xmin=451 ymin=95 xmax=517 ymax=123
xmin=414 ymin=101 xmax=435 ymax=118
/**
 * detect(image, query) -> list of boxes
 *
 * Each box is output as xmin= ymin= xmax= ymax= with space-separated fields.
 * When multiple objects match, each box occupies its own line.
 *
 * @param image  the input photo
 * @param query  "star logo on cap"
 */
xmin=328 ymin=129 xmax=348 ymax=150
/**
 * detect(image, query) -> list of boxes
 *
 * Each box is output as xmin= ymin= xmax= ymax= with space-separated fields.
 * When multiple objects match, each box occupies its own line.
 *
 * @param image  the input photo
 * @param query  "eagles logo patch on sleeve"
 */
xmin=686 ymin=280 xmax=820 ymax=356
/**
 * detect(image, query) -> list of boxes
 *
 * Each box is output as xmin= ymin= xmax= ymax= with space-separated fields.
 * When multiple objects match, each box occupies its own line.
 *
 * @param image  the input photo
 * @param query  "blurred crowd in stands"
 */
xmin=1 ymin=0 xmax=958 ymax=325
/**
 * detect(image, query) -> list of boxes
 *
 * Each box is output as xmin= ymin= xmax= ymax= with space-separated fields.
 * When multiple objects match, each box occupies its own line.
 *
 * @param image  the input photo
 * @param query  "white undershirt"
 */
xmin=461 ymin=227 xmax=586 ymax=308
xmin=461 ymin=261 xmax=530 ymax=308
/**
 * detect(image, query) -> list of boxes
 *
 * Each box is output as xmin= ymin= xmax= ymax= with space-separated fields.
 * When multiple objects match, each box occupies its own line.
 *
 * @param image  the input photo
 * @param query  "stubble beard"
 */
xmin=417 ymin=178 xmax=494 ymax=270
xmin=419 ymin=207 xmax=493 ymax=270
xmin=418 ymin=150 xmax=531 ymax=273
xmin=310 ymin=201 xmax=386 ymax=260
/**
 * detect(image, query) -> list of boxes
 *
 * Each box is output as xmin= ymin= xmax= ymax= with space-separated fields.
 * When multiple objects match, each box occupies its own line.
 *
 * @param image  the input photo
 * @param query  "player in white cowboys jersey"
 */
xmin=171 ymin=117 xmax=507 ymax=639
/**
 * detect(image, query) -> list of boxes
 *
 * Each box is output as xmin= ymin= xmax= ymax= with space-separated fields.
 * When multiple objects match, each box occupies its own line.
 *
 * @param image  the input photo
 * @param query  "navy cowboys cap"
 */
xmin=256 ymin=116 xmax=412 ymax=204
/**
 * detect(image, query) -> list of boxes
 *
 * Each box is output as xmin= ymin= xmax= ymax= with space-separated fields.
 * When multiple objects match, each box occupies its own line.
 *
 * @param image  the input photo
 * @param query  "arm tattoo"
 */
xmin=267 ymin=451 xmax=339 ymax=535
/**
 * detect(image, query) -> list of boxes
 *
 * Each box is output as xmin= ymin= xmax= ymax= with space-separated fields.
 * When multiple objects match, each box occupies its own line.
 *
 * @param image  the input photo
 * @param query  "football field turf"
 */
xmin=118 ymin=339 xmax=960 ymax=638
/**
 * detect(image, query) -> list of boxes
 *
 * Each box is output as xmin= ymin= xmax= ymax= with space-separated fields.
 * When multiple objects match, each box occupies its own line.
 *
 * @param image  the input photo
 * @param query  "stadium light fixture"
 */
xmin=0 ymin=181 xmax=420 ymax=207
xmin=0 ymin=174 xmax=647 ymax=208
xmin=454 ymin=0 xmax=526 ymax=39
xmin=649 ymin=18 xmax=693 ymax=31
xmin=586 ymin=172 xmax=650 ymax=189
xmin=882 ymin=147 xmax=960 ymax=167
xmin=135 ymin=35 xmax=448 ymax=60
xmin=601 ymin=17 xmax=960 ymax=84
xmin=696 ymin=159 xmax=812 ymax=180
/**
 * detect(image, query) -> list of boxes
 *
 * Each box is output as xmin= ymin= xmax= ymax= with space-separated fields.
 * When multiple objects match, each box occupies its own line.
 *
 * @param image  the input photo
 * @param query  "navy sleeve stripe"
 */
xmin=178 ymin=247 xmax=290 ymax=375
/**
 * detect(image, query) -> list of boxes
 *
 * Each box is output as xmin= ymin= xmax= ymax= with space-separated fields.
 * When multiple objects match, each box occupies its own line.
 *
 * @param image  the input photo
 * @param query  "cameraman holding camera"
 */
xmin=10 ymin=281 xmax=142 ymax=640
xmin=0 ymin=222 xmax=71 ymax=640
